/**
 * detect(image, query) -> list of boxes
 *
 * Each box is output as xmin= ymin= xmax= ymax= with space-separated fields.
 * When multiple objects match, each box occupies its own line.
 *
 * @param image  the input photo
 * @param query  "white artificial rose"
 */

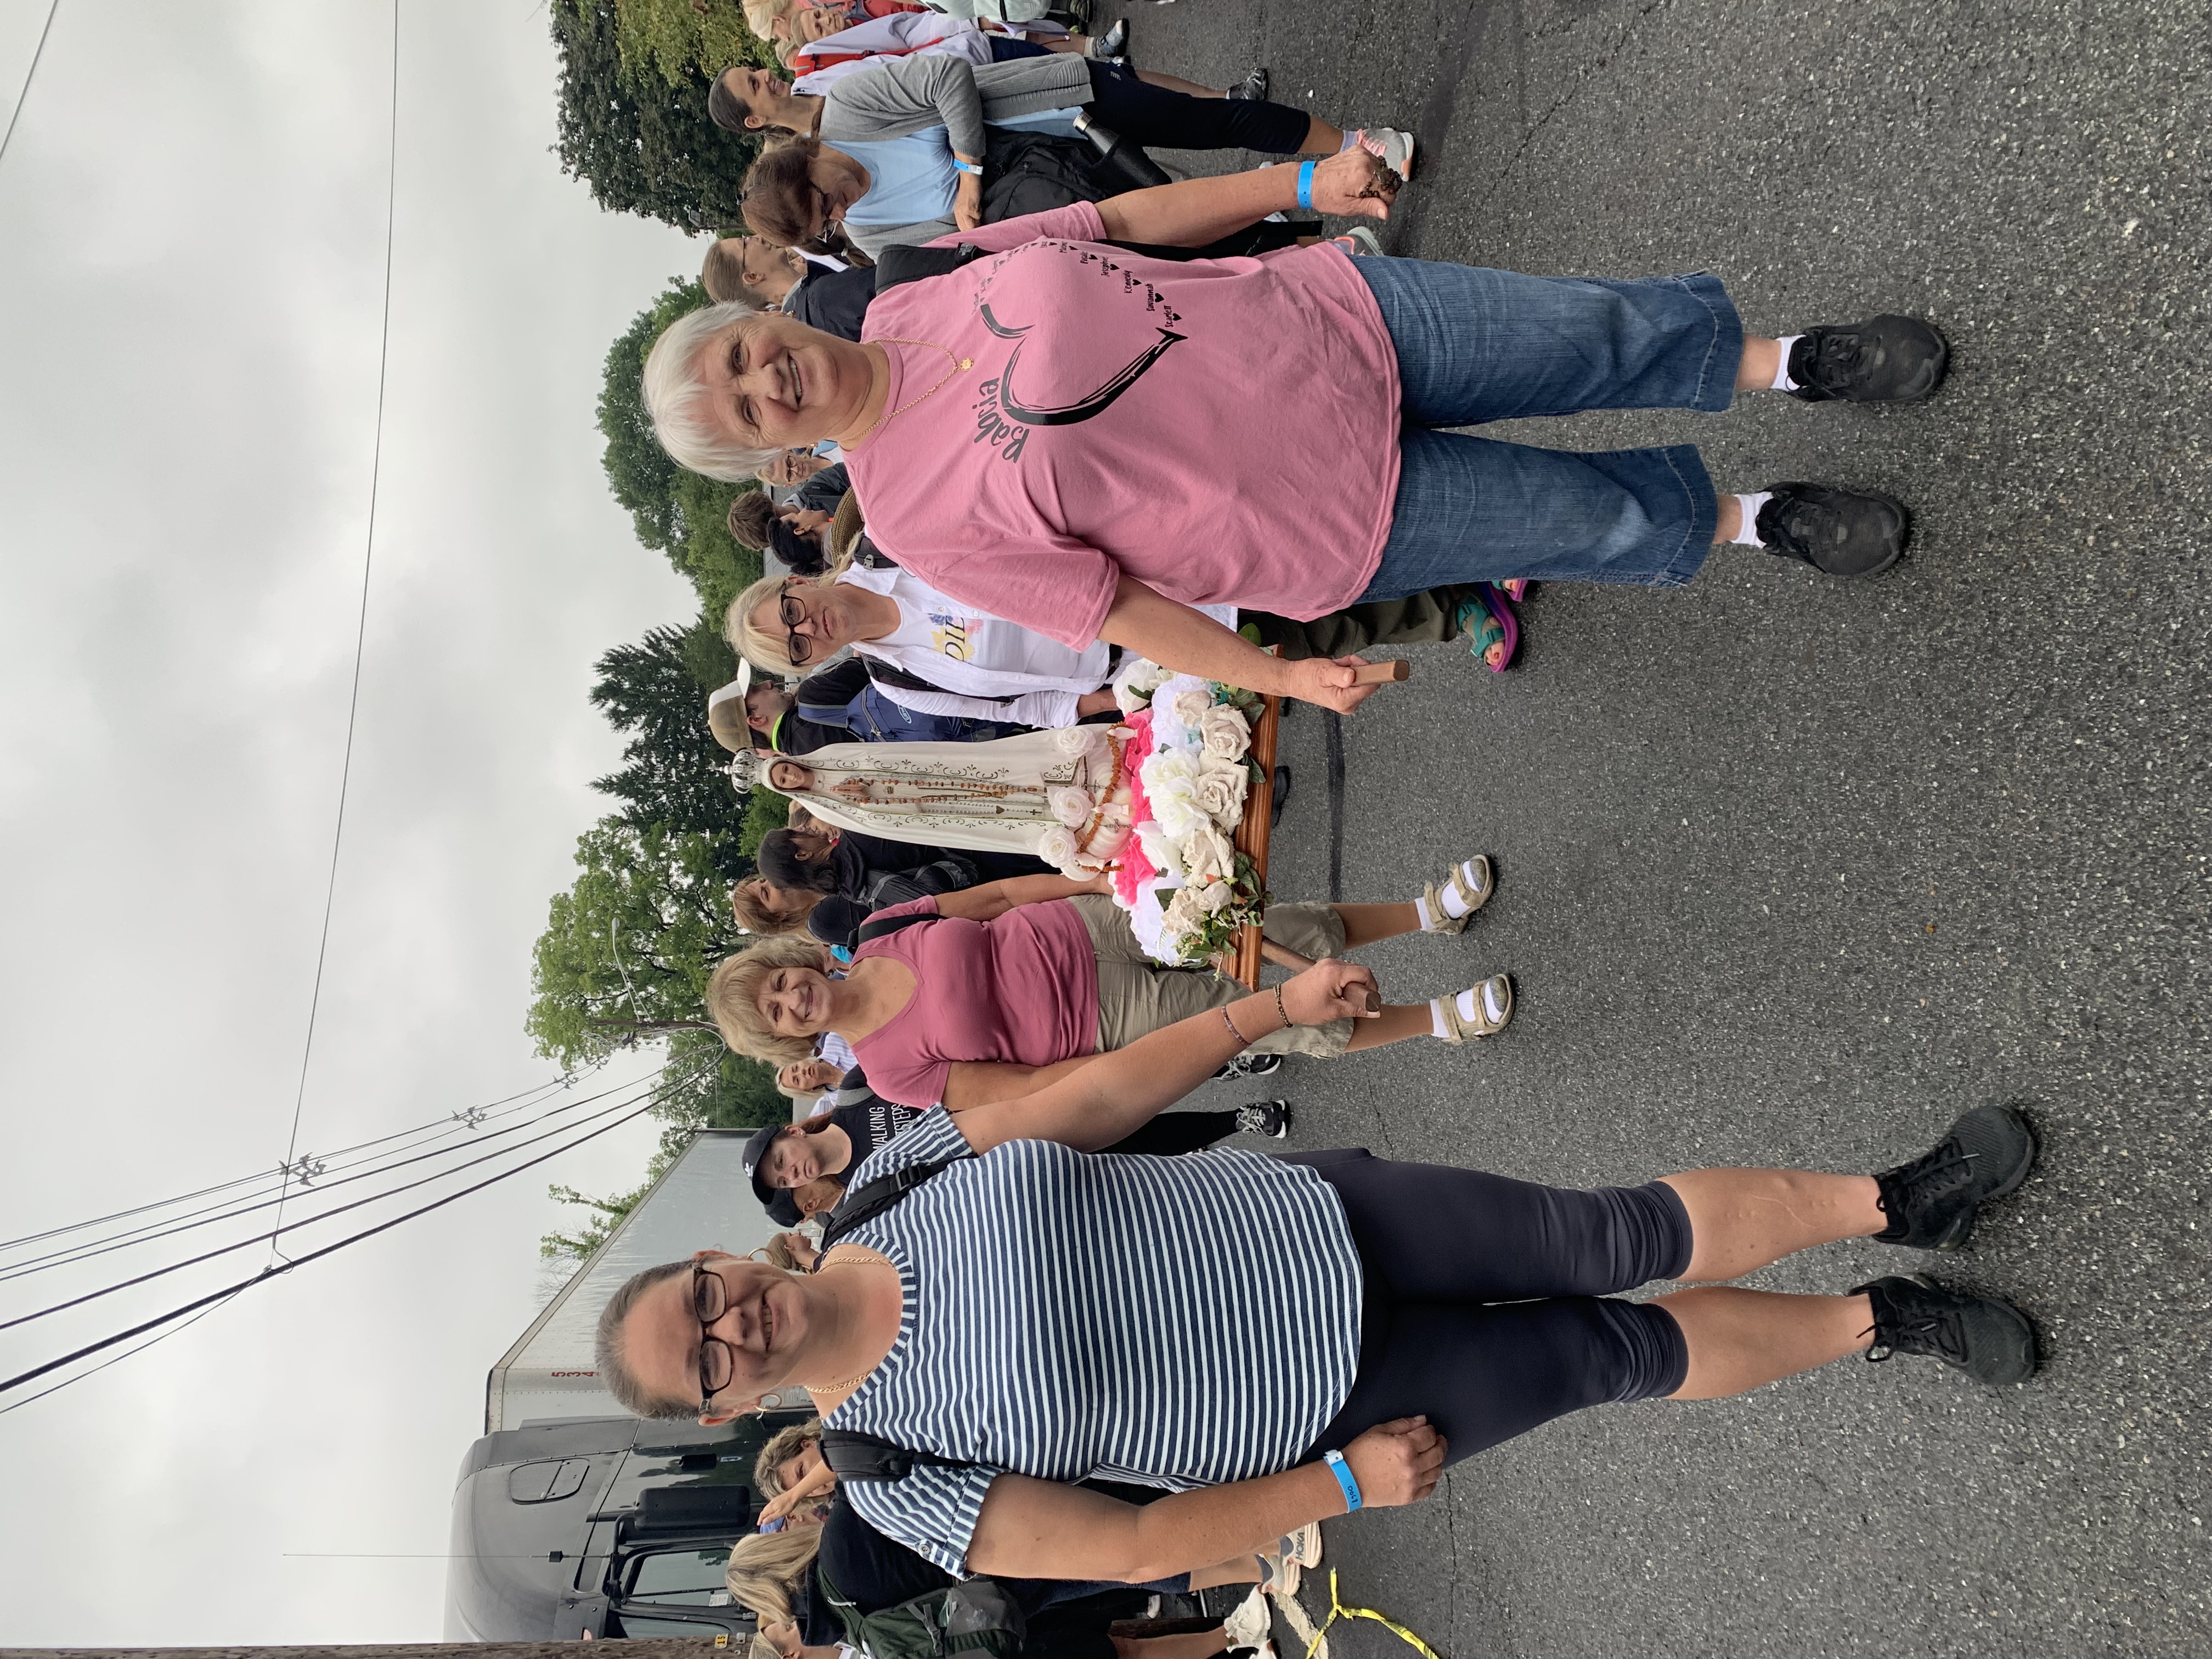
xmin=1137 ymin=823 xmax=1186 ymax=878
xmin=1142 ymin=750 xmax=1207 ymax=837
xmin=1160 ymin=886 xmax=1208 ymax=940
xmin=1169 ymin=689 xmax=1216 ymax=730
xmin=1197 ymin=704 xmax=1251 ymax=763
xmin=1129 ymin=661 xmax=1175 ymax=695
xmin=1114 ymin=680 xmax=1152 ymax=715
xmin=1053 ymin=725 xmax=1107 ymax=758
xmin=1182 ymin=820 xmax=1235 ymax=888
xmin=1036 ymin=827 xmax=1082 ymax=870
xmin=1189 ymin=755 xmax=1250 ymax=825
xmin=1047 ymin=786 xmax=1095 ymax=828
xmin=1190 ymin=877 xmax=1233 ymax=915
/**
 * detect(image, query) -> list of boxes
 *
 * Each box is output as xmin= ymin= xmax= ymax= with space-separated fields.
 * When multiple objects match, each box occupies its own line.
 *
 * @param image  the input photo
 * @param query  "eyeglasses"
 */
xmin=692 ymin=1263 xmax=736 ymax=1407
xmin=778 ymin=588 xmax=815 ymax=667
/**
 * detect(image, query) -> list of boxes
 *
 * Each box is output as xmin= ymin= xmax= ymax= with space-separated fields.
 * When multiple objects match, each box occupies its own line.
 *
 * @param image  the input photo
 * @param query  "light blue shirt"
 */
xmin=991 ymin=105 xmax=1084 ymax=139
xmin=838 ymin=128 xmax=960 ymax=227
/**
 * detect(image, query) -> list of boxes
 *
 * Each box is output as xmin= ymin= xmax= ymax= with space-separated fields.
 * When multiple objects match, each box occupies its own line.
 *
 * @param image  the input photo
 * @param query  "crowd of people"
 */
xmin=578 ymin=4 xmax=2041 ymax=1651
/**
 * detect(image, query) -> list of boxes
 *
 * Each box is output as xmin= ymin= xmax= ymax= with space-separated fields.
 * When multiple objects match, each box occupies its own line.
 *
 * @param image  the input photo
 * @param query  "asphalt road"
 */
xmin=1124 ymin=0 xmax=2211 ymax=1652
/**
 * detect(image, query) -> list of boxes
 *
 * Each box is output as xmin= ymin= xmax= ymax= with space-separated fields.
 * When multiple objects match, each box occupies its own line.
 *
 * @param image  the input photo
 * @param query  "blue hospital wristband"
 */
xmin=1322 ymin=1448 xmax=1362 ymax=1512
xmin=953 ymin=159 xmax=984 ymax=176
xmin=1295 ymin=159 xmax=1317 ymax=212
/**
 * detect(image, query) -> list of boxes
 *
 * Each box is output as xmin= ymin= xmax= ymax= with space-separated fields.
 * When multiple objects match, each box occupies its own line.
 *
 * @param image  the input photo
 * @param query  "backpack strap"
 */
xmin=873 ymin=242 xmax=986 ymax=291
xmin=855 ymin=908 xmax=938 ymax=946
xmin=816 ymin=1153 xmax=963 ymax=1251
xmin=861 ymin=654 xmax=1023 ymax=705
xmin=817 ymin=1427 xmax=976 ymax=1482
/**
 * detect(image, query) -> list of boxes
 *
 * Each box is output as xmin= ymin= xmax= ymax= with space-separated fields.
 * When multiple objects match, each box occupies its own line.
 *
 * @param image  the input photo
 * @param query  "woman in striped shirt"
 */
xmin=596 ymin=957 xmax=2039 ymax=1582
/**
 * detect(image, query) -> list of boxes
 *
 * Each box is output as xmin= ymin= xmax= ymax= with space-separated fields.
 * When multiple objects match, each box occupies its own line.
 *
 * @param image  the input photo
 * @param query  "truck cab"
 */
xmin=444 ymin=1409 xmax=810 ymax=1642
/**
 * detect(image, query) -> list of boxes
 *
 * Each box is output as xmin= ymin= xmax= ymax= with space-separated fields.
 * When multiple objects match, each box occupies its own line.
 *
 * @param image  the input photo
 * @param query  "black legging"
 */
xmin=1101 ymin=1110 xmax=1239 ymax=1158
xmin=1284 ymin=1150 xmax=1695 ymax=1466
xmin=987 ymin=38 xmax=1312 ymax=154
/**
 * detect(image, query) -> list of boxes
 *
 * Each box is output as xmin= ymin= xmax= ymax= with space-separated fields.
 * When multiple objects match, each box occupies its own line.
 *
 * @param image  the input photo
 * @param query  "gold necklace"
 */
xmin=804 ymin=1250 xmax=894 ymax=1394
xmin=874 ymin=337 xmax=975 ymax=424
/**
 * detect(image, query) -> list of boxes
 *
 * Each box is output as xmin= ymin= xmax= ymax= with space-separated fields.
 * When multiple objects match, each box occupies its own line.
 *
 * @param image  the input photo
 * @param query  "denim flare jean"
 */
xmin=1353 ymin=257 xmax=1745 ymax=596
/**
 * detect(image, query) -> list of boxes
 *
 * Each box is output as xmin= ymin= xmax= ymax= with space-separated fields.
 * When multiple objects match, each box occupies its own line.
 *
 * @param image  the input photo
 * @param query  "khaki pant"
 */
xmin=1066 ymin=893 xmax=1353 ymax=1058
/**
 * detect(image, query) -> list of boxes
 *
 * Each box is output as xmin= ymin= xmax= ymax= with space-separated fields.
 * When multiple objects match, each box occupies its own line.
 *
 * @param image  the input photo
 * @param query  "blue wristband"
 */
xmin=1295 ymin=159 xmax=1317 ymax=212
xmin=1322 ymin=1448 xmax=1362 ymax=1512
xmin=953 ymin=159 xmax=984 ymax=177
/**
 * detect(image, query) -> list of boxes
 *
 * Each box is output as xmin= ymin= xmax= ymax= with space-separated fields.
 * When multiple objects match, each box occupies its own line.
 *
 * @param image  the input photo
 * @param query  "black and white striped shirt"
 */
xmin=827 ymin=1109 xmax=1363 ymax=1574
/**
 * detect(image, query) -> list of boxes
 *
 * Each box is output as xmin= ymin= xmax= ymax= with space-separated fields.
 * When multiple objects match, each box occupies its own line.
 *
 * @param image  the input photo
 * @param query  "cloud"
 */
xmin=0 ymin=1 xmax=715 ymax=1640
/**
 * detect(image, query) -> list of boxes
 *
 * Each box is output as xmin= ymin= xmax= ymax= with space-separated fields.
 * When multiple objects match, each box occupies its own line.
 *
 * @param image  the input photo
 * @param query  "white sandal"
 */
xmin=1436 ymin=974 xmax=1513 ymax=1041
xmin=1420 ymin=855 xmax=1494 ymax=934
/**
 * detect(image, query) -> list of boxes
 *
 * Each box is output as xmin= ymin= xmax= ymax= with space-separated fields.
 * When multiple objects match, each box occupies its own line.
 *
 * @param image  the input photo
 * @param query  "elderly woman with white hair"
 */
xmin=641 ymin=149 xmax=1949 ymax=715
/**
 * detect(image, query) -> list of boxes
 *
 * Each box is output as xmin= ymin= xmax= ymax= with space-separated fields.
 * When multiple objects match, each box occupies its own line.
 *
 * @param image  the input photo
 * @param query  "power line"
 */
xmin=0 ymin=1063 xmax=710 ymax=1409
xmin=0 ymin=1070 xmax=609 ymax=1284
xmin=272 ymin=0 xmax=403 ymax=1265
xmin=0 ymin=1073 xmax=671 ymax=1334
xmin=0 ymin=1063 xmax=600 ymax=1256
xmin=0 ymin=0 xmax=60 ymax=172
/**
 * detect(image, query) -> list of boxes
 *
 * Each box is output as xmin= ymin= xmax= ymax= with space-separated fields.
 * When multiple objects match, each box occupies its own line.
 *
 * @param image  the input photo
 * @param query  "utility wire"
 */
xmin=0 ymin=1073 xmax=670 ymax=1333
xmin=0 ymin=1063 xmax=710 ymax=1407
xmin=0 ymin=1290 xmax=243 ymax=1419
xmin=272 ymin=0 xmax=402 ymax=1264
xmin=0 ymin=1070 xmax=610 ymax=1283
xmin=0 ymin=0 xmax=60 ymax=172
xmin=0 ymin=1062 xmax=600 ymax=1255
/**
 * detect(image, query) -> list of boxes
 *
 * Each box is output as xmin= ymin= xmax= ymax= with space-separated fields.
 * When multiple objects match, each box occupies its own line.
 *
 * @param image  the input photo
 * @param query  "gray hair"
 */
xmin=642 ymin=303 xmax=783 ymax=483
xmin=593 ymin=1258 xmax=702 ymax=1420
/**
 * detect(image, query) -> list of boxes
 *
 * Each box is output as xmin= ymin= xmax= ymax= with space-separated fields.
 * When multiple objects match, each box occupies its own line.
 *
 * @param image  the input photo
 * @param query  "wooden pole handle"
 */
xmin=1349 ymin=659 xmax=1412 ymax=685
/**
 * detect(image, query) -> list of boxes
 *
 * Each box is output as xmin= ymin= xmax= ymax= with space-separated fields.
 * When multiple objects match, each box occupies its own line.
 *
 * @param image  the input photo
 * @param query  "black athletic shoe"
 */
xmin=1854 ymin=1273 xmax=2039 ymax=1385
xmin=1235 ymin=1100 xmax=1291 ymax=1138
xmin=1228 ymin=66 xmax=1269 ymax=100
xmin=1785 ymin=315 xmax=1951 ymax=403
xmin=1754 ymin=482 xmax=1911 ymax=577
xmin=1875 ymin=1103 xmax=2039 ymax=1251
xmin=1271 ymin=764 xmax=1292 ymax=827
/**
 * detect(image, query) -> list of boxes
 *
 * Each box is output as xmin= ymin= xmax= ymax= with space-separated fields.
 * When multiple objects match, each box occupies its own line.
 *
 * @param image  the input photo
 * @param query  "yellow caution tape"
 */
xmin=1289 ymin=1570 xmax=1446 ymax=1659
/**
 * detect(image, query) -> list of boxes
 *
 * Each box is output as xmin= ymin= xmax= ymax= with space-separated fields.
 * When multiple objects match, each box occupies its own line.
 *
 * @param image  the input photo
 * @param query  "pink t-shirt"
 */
xmin=848 ymin=895 xmax=1099 ymax=1107
xmin=845 ymin=204 xmax=1402 ymax=648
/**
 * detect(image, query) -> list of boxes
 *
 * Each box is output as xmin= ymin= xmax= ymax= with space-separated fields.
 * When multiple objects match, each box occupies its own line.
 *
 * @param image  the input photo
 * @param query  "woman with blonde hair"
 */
xmin=703 ymin=854 xmax=1512 ymax=1107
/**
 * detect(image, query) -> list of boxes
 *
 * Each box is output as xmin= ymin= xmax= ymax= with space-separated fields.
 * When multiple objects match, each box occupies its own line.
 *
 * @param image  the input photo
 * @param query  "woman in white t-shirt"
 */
xmin=730 ymin=561 xmax=1127 ymax=729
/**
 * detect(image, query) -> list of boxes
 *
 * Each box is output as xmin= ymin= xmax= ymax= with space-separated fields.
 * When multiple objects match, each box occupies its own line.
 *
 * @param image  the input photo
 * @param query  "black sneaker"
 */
xmin=1785 ymin=316 xmax=1950 ymax=403
xmin=1754 ymin=482 xmax=1910 ymax=578
xmin=1271 ymin=764 xmax=1292 ymax=827
xmin=1235 ymin=1100 xmax=1291 ymax=1137
xmin=1875 ymin=1103 xmax=2039 ymax=1250
xmin=1209 ymin=1052 xmax=1284 ymax=1082
xmin=1854 ymin=1273 xmax=2038 ymax=1385
xmin=1228 ymin=66 xmax=1268 ymax=100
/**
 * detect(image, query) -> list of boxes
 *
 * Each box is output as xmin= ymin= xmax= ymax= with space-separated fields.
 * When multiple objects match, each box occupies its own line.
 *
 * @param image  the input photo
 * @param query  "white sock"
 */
xmin=1731 ymin=492 xmax=1772 ymax=546
xmin=1414 ymin=895 xmax=1438 ymax=932
xmin=1770 ymin=335 xmax=1803 ymax=392
xmin=1437 ymin=860 xmax=1482 ymax=919
xmin=1428 ymin=998 xmax=1452 ymax=1040
xmin=1339 ymin=129 xmax=1362 ymax=152
xmin=1430 ymin=984 xmax=1503 ymax=1037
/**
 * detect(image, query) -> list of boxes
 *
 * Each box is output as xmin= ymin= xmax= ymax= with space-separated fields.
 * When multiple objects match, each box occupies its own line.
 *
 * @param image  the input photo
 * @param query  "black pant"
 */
xmin=1286 ymin=1150 xmax=1694 ymax=1466
xmin=987 ymin=38 xmax=1312 ymax=154
xmin=1101 ymin=1110 xmax=1239 ymax=1158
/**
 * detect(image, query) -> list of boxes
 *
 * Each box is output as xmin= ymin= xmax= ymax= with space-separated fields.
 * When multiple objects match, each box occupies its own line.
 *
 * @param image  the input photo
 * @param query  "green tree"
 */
xmin=596 ymin=275 xmax=765 ymax=612
xmin=614 ymin=0 xmax=766 ymax=88
xmin=527 ymin=819 xmax=744 ymax=1070
xmin=590 ymin=618 xmax=754 ymax=865
xmin=739 ymin=781 xmax=789 ymax=857
xmin=550 ymin=0 xmax=769 ymax=235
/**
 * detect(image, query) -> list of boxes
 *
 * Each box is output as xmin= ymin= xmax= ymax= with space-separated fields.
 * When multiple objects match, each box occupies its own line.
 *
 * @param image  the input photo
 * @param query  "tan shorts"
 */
xmin=1065 ymin=893 xmax=1352 ymax=1059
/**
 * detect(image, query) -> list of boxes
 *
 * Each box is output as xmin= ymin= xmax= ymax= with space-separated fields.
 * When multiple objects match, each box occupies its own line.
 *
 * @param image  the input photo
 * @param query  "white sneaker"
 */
xmin=1280 ymin=1521 xmax=1323 ymax=1568
xmin=1224 ymin=1588 xmax=1272 ymax=1649
xmin=1352 ymin=126 xmax=1415 ymax=182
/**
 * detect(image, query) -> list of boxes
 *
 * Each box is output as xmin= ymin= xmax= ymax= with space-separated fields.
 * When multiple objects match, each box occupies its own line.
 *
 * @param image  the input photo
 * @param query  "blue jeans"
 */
xmin=1356 ymin=257 xmax=1743 ymax=594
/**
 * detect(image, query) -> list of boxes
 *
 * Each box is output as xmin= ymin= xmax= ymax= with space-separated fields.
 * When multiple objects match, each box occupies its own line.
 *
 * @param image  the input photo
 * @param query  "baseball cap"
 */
xmin=742 ymin=1122 xmax=785 ymax=1207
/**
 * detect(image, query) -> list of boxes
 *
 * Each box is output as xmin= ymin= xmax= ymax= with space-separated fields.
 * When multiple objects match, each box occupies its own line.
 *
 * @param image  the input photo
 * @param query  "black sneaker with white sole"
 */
xmin=1227 ymin=66 xmax=1268 ymax=100
xmin=1209 ymin=1052 xmax=1284 ymax=1082
xmin=1875 ymin=1103 xmax=2039 ymax=1251
xmin=1854 ymin=1273 xmax=2039 ymax=1385
xmin=1235 ymin=1100 xmax=1291 ymax=1138
xmin=1786 ymin=316 xmax=1951 ymax=403
xmin=1754 ymin=482 xmax=1911 ymax=577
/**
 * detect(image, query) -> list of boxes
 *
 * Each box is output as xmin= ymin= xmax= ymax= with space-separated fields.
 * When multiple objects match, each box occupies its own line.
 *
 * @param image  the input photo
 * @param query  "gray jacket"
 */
xmin=820 ymin=53 xmax=1092 ymax=256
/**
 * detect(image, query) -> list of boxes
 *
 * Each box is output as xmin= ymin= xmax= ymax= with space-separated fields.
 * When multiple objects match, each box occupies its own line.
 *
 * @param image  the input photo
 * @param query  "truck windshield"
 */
xmin=626 ymin=1545 xmax=737 ymax=1605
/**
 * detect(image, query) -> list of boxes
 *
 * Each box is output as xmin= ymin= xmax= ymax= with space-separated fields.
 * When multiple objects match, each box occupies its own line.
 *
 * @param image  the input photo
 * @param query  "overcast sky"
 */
xmin=0 ymin=2 xmax=736 ymax=1641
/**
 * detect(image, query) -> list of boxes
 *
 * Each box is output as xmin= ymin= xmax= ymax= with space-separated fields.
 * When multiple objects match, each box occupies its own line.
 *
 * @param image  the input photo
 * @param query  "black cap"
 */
xmin=765 ymin=1188 xmax=803 ymax=1228
xmin=742 ymin=1123 xmax=785 ymax=1207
